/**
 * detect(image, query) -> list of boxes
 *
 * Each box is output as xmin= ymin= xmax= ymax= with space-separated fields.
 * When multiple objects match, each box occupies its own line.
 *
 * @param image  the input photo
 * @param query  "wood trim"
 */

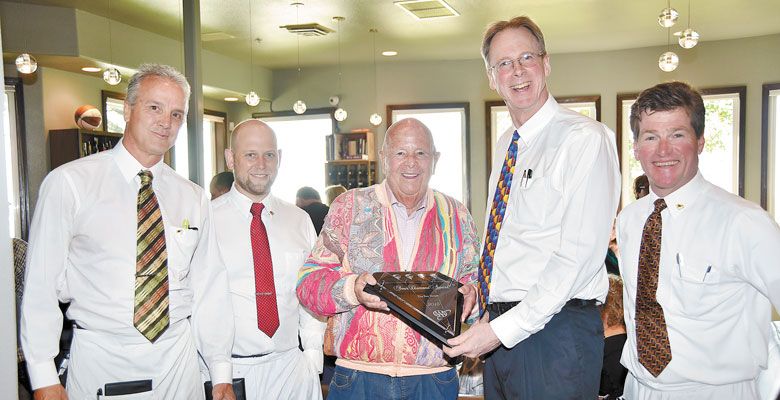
xmin=615 ymin=92 xmax=640 ymax=168
xmin=761 ymin=82 xmax=780 ymax=210
xmin=204 ymin=109 xmax=228 ymax=173
xmin=385 ymin=102 xmax=472 ymax=210
xmin=5 ymin=77 xmax=30 ymax=240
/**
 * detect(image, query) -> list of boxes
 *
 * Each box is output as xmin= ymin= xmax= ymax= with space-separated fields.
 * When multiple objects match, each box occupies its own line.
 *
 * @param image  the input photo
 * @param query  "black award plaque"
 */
xmin=364 ymin=271 xmax=463 ymax=344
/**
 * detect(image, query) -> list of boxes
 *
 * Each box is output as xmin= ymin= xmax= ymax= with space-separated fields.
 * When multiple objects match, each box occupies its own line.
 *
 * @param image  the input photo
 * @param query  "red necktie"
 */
xmin=250 ymin=203 xmax=279 ymax=336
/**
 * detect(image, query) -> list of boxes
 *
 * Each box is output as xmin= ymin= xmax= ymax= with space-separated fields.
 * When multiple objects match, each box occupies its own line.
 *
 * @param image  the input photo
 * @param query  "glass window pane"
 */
xmin=391 ymin=108 xmax=467 ymax=204
xmin=3 ymin=87 xmax=20 ymax=238
xmin=105 ymin=97 xmax=125 ymax=133
xmin=769 ymin=89 xmax=780 ymax=221
xmin=263 ymin=114 xmax=332 ymax=204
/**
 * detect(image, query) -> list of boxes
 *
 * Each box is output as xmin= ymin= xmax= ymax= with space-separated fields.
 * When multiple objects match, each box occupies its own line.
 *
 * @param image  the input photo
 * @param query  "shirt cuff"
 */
xmin=27 ymin=360 xmax=59 ymax=390
xmin=342 ymin=274 xmax=360 ymax=307
xmin=303 ymin=348 xmax=324 ymax=374
xmin=490 ymin=312 xmax=531 ymax=349
xmin=207 ymin=361 xmax=233 ymax=385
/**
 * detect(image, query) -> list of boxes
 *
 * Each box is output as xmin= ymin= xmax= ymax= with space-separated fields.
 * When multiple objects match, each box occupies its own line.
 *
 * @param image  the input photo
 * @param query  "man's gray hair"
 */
xmin=126 ymin=64 xmax=191 ymax=111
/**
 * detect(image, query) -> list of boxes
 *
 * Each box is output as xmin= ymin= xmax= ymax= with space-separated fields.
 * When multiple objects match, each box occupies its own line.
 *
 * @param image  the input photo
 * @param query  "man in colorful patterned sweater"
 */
xmin=296 ymin=118 xmax=479 ymax=399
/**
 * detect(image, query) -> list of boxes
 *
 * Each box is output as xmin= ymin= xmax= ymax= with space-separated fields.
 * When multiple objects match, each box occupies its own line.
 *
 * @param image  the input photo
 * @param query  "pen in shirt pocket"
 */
xmin=178 ymin=218 xmax=198 ymax=232
xmin=702 ymin=265 xmax=712 ymax=282
xmin=675 ymin=253 xmax=684 ymax=277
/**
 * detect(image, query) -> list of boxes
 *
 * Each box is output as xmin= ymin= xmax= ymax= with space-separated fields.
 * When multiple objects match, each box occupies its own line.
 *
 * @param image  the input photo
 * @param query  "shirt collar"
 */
xmin=381 ymin=180 xmax=430 ymax=213
xmin=227 ymin=184 xmax=276 ymax=218
xmin=513 ymin=94 xmax=558 ymax=147
xmin=112 ymin=139 xmax=164 ymax=183
xmin=647 ymin=170 xmax=706 ymax=217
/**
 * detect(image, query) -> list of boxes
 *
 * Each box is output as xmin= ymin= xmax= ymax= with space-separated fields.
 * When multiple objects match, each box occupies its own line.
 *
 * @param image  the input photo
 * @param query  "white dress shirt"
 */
xmin=486 ymin=95 xmax=621 ymax=348
xmin=617 ymin=172 xmax=780 ymax=390
xmin=211 ymin=187 xmax=325 ymax=372
xmin=20 ymin=141 xmax=234 ymax=389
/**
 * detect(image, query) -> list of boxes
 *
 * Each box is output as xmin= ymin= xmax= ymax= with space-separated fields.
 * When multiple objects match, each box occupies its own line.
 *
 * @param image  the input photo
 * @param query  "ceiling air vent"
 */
xmin=279 ymin=23 xmax=335 ymax=36
xmin=394 ymin=0 xmax=460 ymax=20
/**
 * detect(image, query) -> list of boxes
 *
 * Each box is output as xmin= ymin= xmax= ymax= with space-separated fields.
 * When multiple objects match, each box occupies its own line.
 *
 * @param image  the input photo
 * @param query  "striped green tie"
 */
xmin=134 ymin=170 xmax=169 ymax=343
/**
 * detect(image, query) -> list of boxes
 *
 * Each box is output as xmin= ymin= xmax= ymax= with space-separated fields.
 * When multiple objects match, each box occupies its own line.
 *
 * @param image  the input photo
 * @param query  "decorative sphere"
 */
xmin=103 ymin=67 xmax=122 ymax=85
xmin=678 ymin=28 xmax=700 ymax=49
xmin=15 ymin=53 xmax=38 ymax=74
xmin=245 ymin=91 xmax=260 ymax=106
xmin=334 ymin=108 xmax=348 ymax=121
xmin=658 ymin=7 xmax=679 ymax=28
xmin=293 ymin=100 xmax=307 ymax=114
xmin=658 ymin=51 xmax=679 ymax=72
xmin=74 ymin=105 xmax=103 ymax=131
xmin=369 ymin=113 xmax=382 ymax=126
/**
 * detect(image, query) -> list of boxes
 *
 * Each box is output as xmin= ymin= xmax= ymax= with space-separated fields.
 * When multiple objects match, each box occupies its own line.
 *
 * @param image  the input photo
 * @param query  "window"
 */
xmin=260 ymin=113 xmax=334 ymax=203
xmin=3 ymin=78 xmax=29 ymax=240
xmin=172 ymin=110 xmax=227 ymax=185
xmin=761 ymin=82 xmax=780 ymax=221
xmin=387 ymin=103 xmax=470 ymax=207
xmin=616 ymin=87 xmax=746 ymax=206
xmin=101 ymin=90 xmax=126 ymax=134
xmin=485 ymin=96 xmax=601 ymax=177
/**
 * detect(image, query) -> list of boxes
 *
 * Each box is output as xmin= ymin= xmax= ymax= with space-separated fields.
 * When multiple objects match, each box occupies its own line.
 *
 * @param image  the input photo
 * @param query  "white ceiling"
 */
xmin=7 ymin=0 xmax=780 ymax=69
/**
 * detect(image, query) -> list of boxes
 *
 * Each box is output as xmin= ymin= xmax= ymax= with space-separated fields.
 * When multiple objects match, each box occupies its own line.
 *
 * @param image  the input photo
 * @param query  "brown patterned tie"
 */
xmin=134 ymin=170 xmax=169 ymax=342
xmin=635 ymin=198 xmax=671 ymax=377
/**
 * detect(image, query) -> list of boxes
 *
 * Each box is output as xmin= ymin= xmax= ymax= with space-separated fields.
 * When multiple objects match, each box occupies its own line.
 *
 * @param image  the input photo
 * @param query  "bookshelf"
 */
xmin=325 ymin=130 xmax=377 ymax=189
xmin=49 ymin=129 xmax=123 ymax=170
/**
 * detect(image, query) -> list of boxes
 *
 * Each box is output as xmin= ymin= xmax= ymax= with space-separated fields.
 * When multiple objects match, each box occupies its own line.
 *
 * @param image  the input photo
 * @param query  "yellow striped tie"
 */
xmin=134 ymin=170 xmax=169 ymax=343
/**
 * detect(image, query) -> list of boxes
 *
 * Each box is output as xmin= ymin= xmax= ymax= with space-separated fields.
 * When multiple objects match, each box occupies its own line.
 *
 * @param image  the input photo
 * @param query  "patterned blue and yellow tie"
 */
xmin=478 ymin=130 xmax=520 ymax=317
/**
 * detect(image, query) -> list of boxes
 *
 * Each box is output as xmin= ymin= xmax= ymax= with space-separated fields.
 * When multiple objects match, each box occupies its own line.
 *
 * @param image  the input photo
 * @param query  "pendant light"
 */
xmin=103 ymin=0 xmax=122 ymax=85
xmin=246 ymin=0 xmax=260 ymax=106
xmin=15 ymin=10 xmax=37 ymax=74
xmin=676 ymin=0 xmax=700 ymax=49
xmin=659 ymin=28 xmax=679 ymax=72
xmin=658 ymin=0 xmax=679 ymax=28
xmin=15 ymin=53 xmax=37 ymax=74
xmin=292 ymin=2 xmax=307 ymax=114
xmin=368 ymin=28 xmax=382 ymax=127
xmin=333 ymin=16 xmax=348 ymax=122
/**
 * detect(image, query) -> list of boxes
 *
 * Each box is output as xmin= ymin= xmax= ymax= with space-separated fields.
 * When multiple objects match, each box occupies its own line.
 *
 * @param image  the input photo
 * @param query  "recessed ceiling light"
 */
xmin=81 ymin=67 xmax=101 ymax=72
xmin=382 ymin=51 xmax=398 ymax=56
xmin=224 ymin=97 xmax=239 ymax=102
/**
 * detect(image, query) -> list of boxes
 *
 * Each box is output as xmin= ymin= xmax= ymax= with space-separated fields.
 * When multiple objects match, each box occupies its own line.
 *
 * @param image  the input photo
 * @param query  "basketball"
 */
xmin=74 ymin=105 xmax=102 ymax=131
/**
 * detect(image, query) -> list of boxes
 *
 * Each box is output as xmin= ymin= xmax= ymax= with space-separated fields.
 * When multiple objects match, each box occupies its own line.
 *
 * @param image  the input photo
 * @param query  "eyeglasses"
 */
xmin=489 ymin=52 xmax=546 ymax=73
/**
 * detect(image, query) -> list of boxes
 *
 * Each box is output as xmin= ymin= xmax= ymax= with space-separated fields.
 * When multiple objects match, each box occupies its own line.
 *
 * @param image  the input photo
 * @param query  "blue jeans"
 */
xmin=327 ymin=365 xmax=459 ymax=400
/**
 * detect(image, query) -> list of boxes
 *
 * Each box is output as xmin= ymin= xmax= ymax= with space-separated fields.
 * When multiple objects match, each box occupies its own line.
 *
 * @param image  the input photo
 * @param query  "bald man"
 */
xmin=206 ymin=119 xmax=325 ymax=399
xmin=297 ymin=118 xmax=479 ymax=400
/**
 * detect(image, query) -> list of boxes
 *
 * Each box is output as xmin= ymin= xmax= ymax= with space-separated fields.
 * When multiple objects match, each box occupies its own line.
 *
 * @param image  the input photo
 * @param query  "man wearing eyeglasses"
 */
xmin=444 ymin=16 xmax=621 ymax=398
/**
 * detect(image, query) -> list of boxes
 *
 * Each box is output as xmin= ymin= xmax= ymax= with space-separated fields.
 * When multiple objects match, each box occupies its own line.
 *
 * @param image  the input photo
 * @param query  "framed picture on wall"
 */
xmin=101 ymin=90 xmax=126 ymax=134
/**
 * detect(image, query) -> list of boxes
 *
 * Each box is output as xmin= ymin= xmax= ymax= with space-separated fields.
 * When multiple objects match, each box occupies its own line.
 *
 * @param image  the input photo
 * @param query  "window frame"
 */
xmin=760 ymin=82 xmax=780 ymax=210
xmin=484 ymin=95 xmax=601 ymax=180
xmin=5 ymin=77 xmax=29 ymax=240
xmin=101 ymin=90 xmax=126 ymax=134
xmin=386 ymin=102 xmax=472 ymax=210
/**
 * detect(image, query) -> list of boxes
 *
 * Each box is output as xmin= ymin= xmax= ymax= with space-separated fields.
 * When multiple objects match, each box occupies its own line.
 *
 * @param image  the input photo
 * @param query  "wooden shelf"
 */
xmin=49 ymin=129 xmax=123 ymax=170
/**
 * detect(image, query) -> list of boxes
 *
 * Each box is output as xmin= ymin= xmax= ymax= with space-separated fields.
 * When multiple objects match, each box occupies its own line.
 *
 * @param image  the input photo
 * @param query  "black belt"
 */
xmin=487 ymin=298 xmax=598 ymax=317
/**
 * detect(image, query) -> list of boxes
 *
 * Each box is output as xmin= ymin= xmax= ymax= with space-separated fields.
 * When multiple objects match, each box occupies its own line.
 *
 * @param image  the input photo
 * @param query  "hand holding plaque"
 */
xmin=364 ymin=271 xmax=463 ymax=344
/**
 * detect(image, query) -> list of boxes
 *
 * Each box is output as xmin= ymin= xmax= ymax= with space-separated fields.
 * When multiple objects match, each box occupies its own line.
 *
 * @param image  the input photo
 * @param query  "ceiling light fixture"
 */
xmin=381 ymin=51 xmax=398 ymax=57
xmin=224 ymin=97 xmax=239 ymax=102
xmin=292 ymin=2 xmax=307 ymax=114
xmin=81 ymin=67 xmax=102 ymax=73
xmin=103 ymin=0 xmax=122 ymax=85
xmin=15 ymin=54 xmax=37 ymax=75
xmin=675 ymin=0 xmax=700 ymax=49
xmin=333 ymin=16 xmax=348 ymax=122
xmin=658 ymin=0 xmax=679 ymax=28
xmin=245 ymin=0 xmax=260 ymax=106
xmin=659 ymin=28 xmax=679 ymax=72
xmin=369 ymin=28 xmax=382 ymax=127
